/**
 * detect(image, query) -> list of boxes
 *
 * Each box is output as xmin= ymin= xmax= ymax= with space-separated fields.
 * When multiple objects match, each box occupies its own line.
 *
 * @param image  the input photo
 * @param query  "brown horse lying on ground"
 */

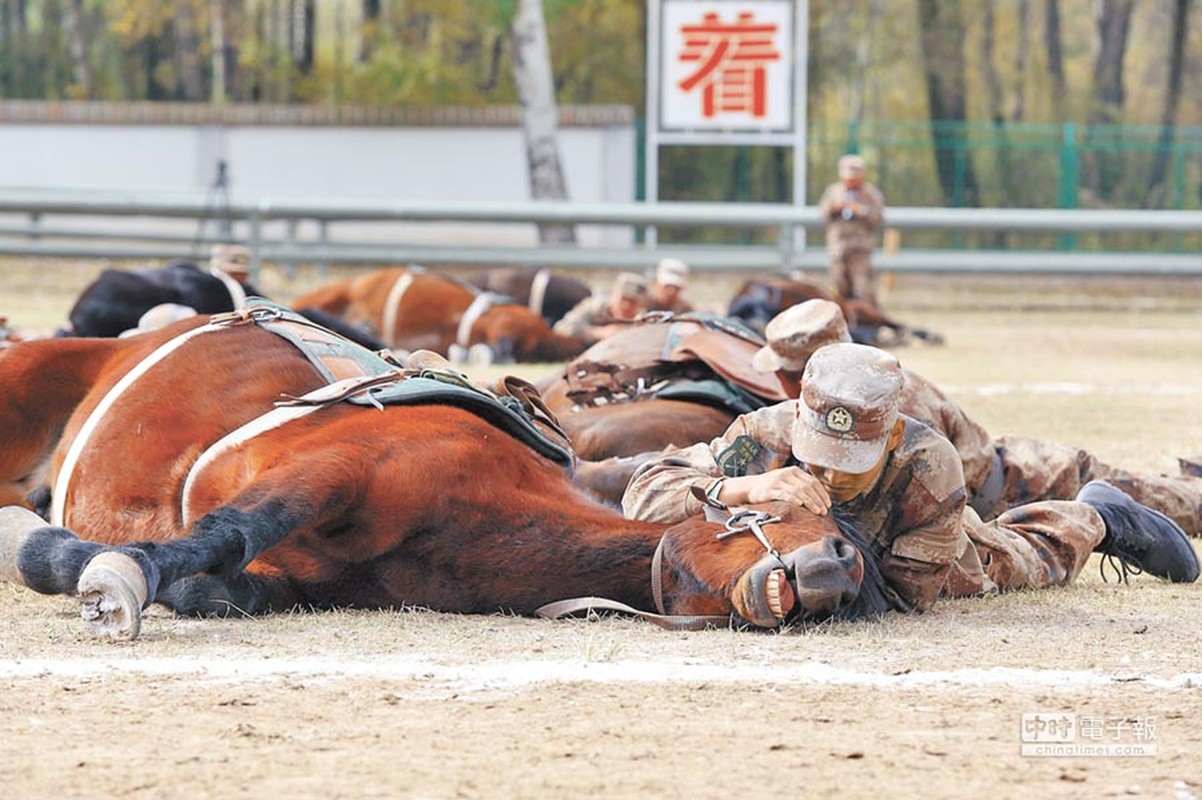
xmin=539 ymin=315 xmax=788 ymax=460
xmin=537 ymin=315 xmax=791 ymax=505
xmin=727 ymin=274 xmax=944 ymax=345
xmin=466 ymin=266 xmax=593 ymax=325
xmin=291 ymin=266 xmax=585 ymax=363
xmin=0 ymin=303 xmax=888 ymax=641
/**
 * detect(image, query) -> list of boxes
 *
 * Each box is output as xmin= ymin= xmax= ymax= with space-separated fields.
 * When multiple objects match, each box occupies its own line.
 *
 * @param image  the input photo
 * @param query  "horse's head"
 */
xmin=657 ymin=501 xmax=890 ymax=628
xmin=475 ymin=305 xmax=585 ymax=363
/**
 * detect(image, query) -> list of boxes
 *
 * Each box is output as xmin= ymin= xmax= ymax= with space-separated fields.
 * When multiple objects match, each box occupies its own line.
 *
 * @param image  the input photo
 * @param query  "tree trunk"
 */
xmin=172 ymin=1 xmax=205 ymax=101
xmin=1011 ymin=0 xmax=1029 ymax=122
xmin=510 ymin=0 xmax=576 ymax=244
xmin=210 ymin=0 xmax=227 ymax=104
xmin=61 ymin=0 xmax=91 ymax=98
xmin=916 ymin=0 xmax=980 ymax=206
xmin=982 ymin=2 xmax=1004 ymax=126
xmin=1084 ymin=0 xmax=1136 ymax=201
xmin=1090 ymin=0 xmax=1136 ymax=125
xmin=1043 ymin=0 xmax=1066 ymax=119
xmin=294 ymin=0 xmax=316 ymax=77
xmin=360 ymin=0 xmax=381 ymax=63
xmin=1144 ymin=0 xmax=1191 ymax=207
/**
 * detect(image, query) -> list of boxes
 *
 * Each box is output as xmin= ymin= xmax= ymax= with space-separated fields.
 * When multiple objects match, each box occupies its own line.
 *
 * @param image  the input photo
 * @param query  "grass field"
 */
xmin=2 ymin=258 xmax=1201 ymax=798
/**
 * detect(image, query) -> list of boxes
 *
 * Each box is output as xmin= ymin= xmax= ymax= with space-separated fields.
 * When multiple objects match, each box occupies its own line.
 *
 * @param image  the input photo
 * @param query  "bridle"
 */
xmin=535 ymin=507 xmax=787 ymax=632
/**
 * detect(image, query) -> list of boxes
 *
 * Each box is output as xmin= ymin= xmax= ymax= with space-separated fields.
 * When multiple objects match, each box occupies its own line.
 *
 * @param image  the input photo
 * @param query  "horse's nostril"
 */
xmin=825 ymin=535 xmax=856 ymax=565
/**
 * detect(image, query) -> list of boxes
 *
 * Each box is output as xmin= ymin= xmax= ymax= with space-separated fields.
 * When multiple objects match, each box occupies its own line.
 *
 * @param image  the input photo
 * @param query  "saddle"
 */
xmin=563 ymin=314 xmax=790 ymax=414
xmin=221 ymin=299 xmax=573 ymax=467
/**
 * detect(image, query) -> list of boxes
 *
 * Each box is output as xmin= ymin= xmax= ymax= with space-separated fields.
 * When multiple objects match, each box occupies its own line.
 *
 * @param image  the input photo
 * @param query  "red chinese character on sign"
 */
xmin=678 ymin=11 xmax=781 ymax=118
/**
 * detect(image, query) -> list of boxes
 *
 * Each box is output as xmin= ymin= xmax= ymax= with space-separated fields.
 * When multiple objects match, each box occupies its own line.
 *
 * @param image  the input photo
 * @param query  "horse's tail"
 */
xmin=292 ymin=279 xmax=354 ymax=315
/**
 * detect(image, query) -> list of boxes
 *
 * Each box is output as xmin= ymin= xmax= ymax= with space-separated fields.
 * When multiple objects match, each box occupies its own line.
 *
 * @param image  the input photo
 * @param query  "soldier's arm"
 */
xmin=622 ymin=402 xmax=807 ymax=522
xmin=818 ymin=184 xmax=841 ymax=219
xmin=860 ymin=184 xmax=885 ymax=227
xmin=880 ymin=491 xmax=966 ymax=611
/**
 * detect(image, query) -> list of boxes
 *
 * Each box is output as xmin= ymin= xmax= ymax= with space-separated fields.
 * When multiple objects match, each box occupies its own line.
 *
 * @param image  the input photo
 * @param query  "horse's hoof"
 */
xmin=0 ymin=505 xmax=45 ymax=585
xmin=77 ymin=552 xmax=148 ymax=641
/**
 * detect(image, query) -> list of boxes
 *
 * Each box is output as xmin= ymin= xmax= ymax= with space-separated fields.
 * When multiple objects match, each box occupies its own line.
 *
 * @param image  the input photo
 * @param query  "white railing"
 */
xmin=1 ymin=186 xmax=1201 ymax=275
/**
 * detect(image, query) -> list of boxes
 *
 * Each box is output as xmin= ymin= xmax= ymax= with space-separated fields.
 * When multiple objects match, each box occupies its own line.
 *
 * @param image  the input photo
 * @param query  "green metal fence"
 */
xmin=651 ymin=120 xmax=1202 ymax=252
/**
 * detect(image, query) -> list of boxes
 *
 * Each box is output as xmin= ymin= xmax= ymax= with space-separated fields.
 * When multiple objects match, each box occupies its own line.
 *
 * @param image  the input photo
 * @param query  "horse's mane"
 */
xmin=827 ymin=509 xmax=896 ymax=622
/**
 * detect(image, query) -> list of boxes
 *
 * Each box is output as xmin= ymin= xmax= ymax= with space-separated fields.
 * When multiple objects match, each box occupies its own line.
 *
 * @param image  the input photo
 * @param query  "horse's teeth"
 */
xmin=766 ymin=569 xmax=784 ymax=619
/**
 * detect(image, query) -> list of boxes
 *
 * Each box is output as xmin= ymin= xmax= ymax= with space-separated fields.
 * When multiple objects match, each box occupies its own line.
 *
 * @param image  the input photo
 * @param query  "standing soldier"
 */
xmin=623 ymin=343 xmax=1198 ymax=615
xmin=818 ymin=154 xmax=885 ymax=306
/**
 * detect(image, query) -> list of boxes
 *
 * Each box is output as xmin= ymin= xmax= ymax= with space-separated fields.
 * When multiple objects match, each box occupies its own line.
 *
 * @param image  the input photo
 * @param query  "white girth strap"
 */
xmin=456 ymin=292 xmax=496 ymax=349
xmin=209 ymin=267 xmax=248 ymax=310
xmin=179 ymin=403 xmax=325 ymax=525
xmin=381 ymin=267 xmax=422 ymax=346
xmin=51 ymin=322 xmax=227 ymax=527
xmin=527 ymin=268 xmax=551 ymax=317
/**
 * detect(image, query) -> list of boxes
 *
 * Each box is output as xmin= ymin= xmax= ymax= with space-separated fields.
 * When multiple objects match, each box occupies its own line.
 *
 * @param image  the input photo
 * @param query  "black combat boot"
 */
xmin=1077 ymin=480 xmax=1200 ymax=583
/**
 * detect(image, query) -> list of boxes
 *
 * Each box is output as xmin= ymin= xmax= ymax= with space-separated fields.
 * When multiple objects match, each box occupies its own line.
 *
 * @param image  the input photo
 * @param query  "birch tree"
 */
xmin=510 ymin=0 xmax=576 ymax=244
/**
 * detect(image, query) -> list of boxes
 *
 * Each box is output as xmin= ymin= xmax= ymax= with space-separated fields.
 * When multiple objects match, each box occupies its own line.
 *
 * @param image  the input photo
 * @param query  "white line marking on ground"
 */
xmin=945 ymin=382 xmax=1202 ymax=398
xmin=1 ymin=656 xmax=1198 ymax=695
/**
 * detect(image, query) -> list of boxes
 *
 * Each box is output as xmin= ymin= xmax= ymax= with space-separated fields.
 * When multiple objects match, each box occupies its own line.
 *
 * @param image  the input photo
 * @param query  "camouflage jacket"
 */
xmin=818 ymin=180 xmax=885 ymax=254
xmin=622 ymin=402 xmax=970 ymax=612
xmin=897 ymin=369 xmax=996 ymax=498
xmin=552 ymin=294 xmax=616 ymax=345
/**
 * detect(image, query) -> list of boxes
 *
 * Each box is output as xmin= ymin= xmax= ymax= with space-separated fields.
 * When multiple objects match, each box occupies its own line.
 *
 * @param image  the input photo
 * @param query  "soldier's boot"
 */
xmin=1078 ymin=480 xmax=1200 ymax=583
xmin=1178 ymin=455 xmax=1202 ymax=479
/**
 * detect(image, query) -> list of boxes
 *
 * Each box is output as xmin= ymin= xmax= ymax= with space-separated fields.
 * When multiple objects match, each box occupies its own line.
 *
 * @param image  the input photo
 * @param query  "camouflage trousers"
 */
xmin=827 ymin=247 xmax=878 ymax=306
xmin=977 ymin=435 xmax=1202 ymax=537
xmin=944 ymin=501 xmax=1106 ymax=597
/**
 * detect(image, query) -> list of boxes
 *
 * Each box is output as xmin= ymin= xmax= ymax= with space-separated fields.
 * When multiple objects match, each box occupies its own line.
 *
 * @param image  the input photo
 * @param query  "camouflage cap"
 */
xmin=791 ymin=342 xmax=904 ymax=473
xmin=751 ymin=299 xmax=852 ymax=374
xmin=210 ymin=243 xmax=251 ymax=275
xmin=654 ymin=257 xmax=690 ymax=288
xmin=838 ymin=154 xmax=864 ymax=175
xmin=611 ymin=272 xmax=649 ymax=302
xmin=118 ymin=302 xmax=198 ymax=338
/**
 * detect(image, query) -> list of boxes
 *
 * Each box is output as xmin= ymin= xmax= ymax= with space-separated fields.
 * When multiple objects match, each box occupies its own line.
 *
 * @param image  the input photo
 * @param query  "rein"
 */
xmin=535 ymin=508 xmax=784 ymax=632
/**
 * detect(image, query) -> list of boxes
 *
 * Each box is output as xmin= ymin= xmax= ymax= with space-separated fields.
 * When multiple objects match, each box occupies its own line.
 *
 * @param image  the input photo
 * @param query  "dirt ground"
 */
xmin=2 ymin=262 xmax=1202 ymax=798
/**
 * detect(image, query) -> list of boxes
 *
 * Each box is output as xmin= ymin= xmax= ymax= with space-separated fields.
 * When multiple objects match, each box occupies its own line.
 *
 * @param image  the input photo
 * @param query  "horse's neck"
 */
xmin=478 ymin=490 xmax=665 ymax=608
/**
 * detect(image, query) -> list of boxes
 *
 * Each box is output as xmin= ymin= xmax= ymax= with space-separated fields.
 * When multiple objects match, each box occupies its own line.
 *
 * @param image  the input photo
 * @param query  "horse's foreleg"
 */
xmin=156 ymin=570 xmax=299 ymax=618
xmin=70 ymin=500 xmax=309 ymax=639
xmin=1 ymin=497 xmax=312 ymax=639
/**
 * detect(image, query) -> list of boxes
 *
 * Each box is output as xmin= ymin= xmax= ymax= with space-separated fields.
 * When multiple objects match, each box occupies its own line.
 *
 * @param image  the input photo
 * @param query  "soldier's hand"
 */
xmin=723 ymin=467 xmax=832 ymax=515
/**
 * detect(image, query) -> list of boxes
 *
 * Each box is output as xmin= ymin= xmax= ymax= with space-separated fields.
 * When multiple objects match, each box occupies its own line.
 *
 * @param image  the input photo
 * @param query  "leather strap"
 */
xmin=382 ymin=267 xmax=422 ymax=345
xmin=528 ymin=268 xmax=551 ymax=317
xmin=51 ymin=320 xmax=225 ymax=527
xmin=534 ymin=596 xmax=731 ymax=632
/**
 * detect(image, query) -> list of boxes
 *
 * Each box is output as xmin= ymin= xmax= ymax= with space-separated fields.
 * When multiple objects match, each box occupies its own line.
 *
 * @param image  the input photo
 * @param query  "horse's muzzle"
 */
xmin=732 ymin=534 xmax=862 ymax=627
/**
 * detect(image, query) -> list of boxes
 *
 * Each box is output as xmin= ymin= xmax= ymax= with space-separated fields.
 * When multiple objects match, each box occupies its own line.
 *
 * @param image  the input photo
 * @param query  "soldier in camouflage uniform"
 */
xmin=553 ymin=272 xmax=648 ymax=347
xmin=818 ymin=155 xmax=886 ymax=306
xmin=623 ymin=343 xmax=1199 ymax=613
xmin=750 ymin=299 xmax=1202 ymax=537
xmin=647 ymin=257 xmax=695 ymax=315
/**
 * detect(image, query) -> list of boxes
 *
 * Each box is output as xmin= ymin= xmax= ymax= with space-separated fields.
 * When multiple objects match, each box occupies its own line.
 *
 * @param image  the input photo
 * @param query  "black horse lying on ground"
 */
xmin=60 ymin=260 xmax=387 ymax=351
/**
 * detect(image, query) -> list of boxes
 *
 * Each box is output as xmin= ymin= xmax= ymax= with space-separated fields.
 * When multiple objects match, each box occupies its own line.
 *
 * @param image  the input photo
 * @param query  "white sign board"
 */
xmin=659 ymin=0 xmax=795 ymax=132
